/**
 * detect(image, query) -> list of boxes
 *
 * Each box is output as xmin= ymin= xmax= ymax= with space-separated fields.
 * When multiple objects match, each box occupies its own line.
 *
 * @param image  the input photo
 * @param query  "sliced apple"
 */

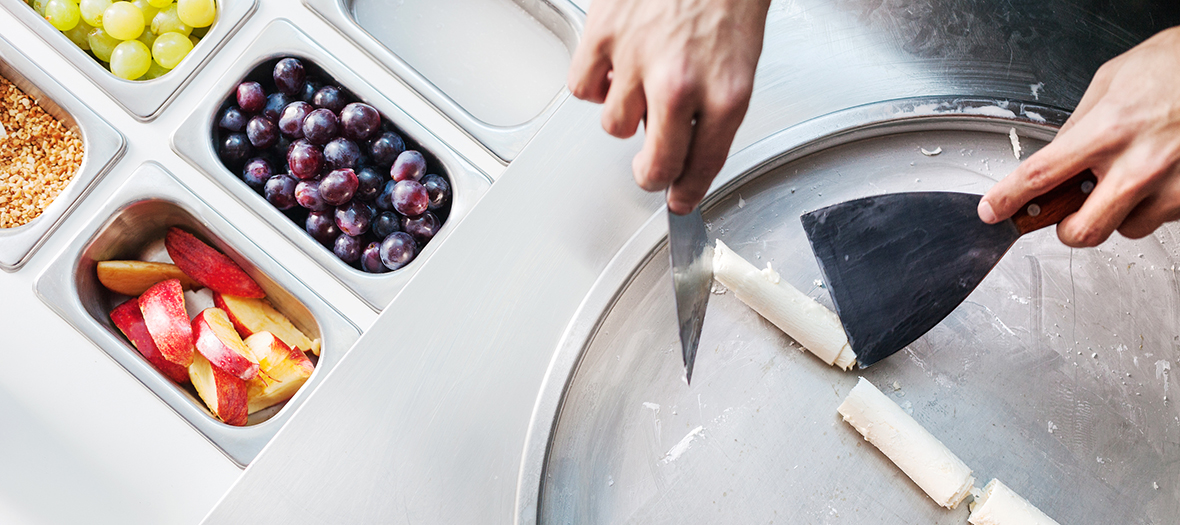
xmin=97 ymin=260 xmax=201 ymax=297
xmin=165 ymin=227 xmax=265 ymax=299
xmin=244 ymin=332 xmax=314 ymax=414
xmin=110 ymin=298 xmax=190 ymax=384
xmin=189 ymin=352 xmax=248 ymax=426
xmin=192 ymin=307 xmax=260 ymax=381
xmin=139 ymin=279 xmax=195 ymax=367
xmin=214 ymin=292 xmax=319 ymax=355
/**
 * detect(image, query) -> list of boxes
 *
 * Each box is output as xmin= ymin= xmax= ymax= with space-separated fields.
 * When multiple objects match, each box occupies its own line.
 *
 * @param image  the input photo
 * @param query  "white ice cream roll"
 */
xmin=968 ymin=479 xmax=1060 ymax=525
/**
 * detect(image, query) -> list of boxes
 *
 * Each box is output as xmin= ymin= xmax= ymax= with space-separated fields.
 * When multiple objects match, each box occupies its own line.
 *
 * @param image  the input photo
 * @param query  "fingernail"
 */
xmin=978 ymin=199 xmax=998 ymax=223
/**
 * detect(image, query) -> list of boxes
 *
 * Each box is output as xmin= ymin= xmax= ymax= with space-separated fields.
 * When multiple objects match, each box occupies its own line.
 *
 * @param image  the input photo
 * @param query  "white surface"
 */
xmin=968 ymin=479 xmax=1061 ymax=525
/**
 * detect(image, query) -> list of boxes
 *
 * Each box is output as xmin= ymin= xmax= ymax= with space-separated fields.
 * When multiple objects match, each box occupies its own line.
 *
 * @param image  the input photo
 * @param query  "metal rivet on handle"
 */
xmin=1027 ymin=203 xmax=1042 ymax=217
xmin=1081 ymin=180 xmax=1095 ymax=194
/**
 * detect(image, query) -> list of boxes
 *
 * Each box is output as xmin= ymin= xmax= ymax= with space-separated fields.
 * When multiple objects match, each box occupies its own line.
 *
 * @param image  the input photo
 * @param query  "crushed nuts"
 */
xmin=0 ymin=76 xmax=83 ymax=228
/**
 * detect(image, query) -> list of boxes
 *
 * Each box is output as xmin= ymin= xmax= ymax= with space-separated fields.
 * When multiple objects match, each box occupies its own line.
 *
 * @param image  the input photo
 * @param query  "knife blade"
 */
xmin=668 ymin=206 xmax=713 ymax=384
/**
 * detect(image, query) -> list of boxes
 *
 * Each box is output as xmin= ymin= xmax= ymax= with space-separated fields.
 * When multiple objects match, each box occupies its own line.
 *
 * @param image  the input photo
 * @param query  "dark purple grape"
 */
xmin=379 ymin=231 xmax=417 ymax=270
xmin=264 ymin=173 xmax=298 ymax=210
xmin=241 ymin=157 xmax=273 ymax=192
xmin=333 ymin=233 xmax=363 ymax=263
xmin=295 ymin=180 xmax=330 ymax=211
xmin=354 ymin=167 xmax=384 ymax=201
xmin=390 ymin=150 xmax=426 ymax=182
xmin=302 ymin=108 xmax=339 ymax=145
xmin=246 ymin=116 xmax=279 ymax=149
xmin=237 ymin=81 xmax=266 ymax=113
xmin=218 ymin=106 xmax=248 ymax=132
xmin=273 ymin=58 xmax=306 ymax=96
xmin=339 ymin=102 xmax=380 ymax=141
xmin=335 ymin=200 xmax=373 ymax=236
xmin=287 ymin=139 xmax=324 ymax=180
xmin=319 ymin=168 xmax=358 ymax=206
xmin=262 ymin=92 xmax=291 ymax=122
xmin=375 ymin=180 xmax=397 ymax=211
xmin=390 ymin=180 xmax=429 ymax=217
xmin=421 ymin=173 xmax=451 ymax=211
xmin=278 ymin=101 xmax=312 ymax=139
xmin=323 ymin=137 xmax=361 ymax=170
xmin=360 ymin=242 xmax=389 ymax=273
xmin=305 ymin=210 xmax=340 ymax=246
xmin=219 ymin=132 xmax=253 ymax=167
xmin=297 ymin=81 xmax=319 ymax=103
xmin=371 ymin=211 xmax=400 ymax=238
xmin=312 ymin=85 xmax=347 ymax=113
xmin=401 ymin=211 xmax=440 ymax=244
xmin=368 ymin=131 xmax=405 ymax=167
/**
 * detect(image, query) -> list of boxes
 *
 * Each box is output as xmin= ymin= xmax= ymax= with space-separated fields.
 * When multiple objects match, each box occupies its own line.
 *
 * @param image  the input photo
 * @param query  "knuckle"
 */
xmin=1061 ymin=222 xmax=1108 ymax=247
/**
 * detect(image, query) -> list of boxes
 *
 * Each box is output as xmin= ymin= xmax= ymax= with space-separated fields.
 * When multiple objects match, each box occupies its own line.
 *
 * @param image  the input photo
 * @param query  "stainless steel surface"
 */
xmin=668 ymin=207 xmax=712 ymax=383
xmin=0 ymin=0 xmax=258 ymax=120
xmin=35 ymin=162 xmax=361 ymax=467
xmin=172 ymin=19 xmax=492 ymax=311
xmin=303 ymin=0 xmax=584 ymax=163
xmin=0 ymin=33 xmax=124 ymax=271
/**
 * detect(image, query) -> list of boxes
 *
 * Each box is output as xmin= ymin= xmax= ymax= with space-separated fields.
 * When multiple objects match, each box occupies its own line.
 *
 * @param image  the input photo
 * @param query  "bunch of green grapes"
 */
xmin=29 ymin=0 xmax=216 ymax=81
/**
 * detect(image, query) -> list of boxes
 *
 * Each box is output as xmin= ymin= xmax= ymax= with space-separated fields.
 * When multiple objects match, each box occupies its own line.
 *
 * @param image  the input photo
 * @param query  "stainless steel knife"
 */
xmin=668 ymin=205 xmax=713 ymax=384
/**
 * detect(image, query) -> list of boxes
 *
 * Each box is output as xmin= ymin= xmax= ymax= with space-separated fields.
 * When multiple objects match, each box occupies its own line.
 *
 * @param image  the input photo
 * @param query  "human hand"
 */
xmin=567 ymin=0 xmax=772 ymax=215
xmin=978 ymin=26 xmax=1180 ymax=246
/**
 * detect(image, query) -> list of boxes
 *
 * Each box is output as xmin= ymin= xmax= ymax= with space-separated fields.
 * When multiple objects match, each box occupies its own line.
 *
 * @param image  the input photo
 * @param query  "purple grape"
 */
xmin=368 ymin=131 xmax=406 ymax=167
xmin=278 ymin=101 xmax=312 ymax=139
xmin=323 ymin=137 xmax=361 ymax=170
xmin=360 ymin=242 xmax=389 ymax=273
xmin=237 ymin=81 xmax=266 ymax=113
xmin=421 ymin=173 xmax=451 ymax=211
xmin=333 ymin=233 xmax=363 ymax=263
xmin=298 ymin=81 xmax=319 ymax=103
xmin=218 ymin=106 xmax=248 ymax=132
xmin=287 ymin=139 xmax=324 ymax=180
xmin=340 ymin=102 xmax=380 ymax=141
xmin=375 ymin=180 xmax=397 ymax=211
xmin=312 ymin=85 xmax=347 ymax=113
xmin=371 ymin=211 xmax=400 ymax=238
xmin=390 ymin=180 xmax=429 ymax=217
xmin=302 ymin=108 xmax=339 ymax=145
xmin=219 ymin=132 xmax=253 ymax=167
xmin=246 ymin=116 xmax=279 ymax=149
xmin=335 ymin=200 xmax=373 ymax=236
xmin=241 ymin=157 xmax=273 ymax=192
xmin=319 ymin=168 xmax=358 ymax=206
xmin=264 ymin=174 xmax=298 ymax=210
xmin=390 ymin=150 xmax=426 ymax=182
xmin=355 ymin=167 xmax=384 ymax=201
xmin=262 ymin=92 xmax=291 ymax=122
xmin=305 ymin=210 xmax=340 ymax=246
xmin=379 ymin=231 xmax=417 ymax=270
xmin=273 ymin=58 xmax=306 ymax=96
xmin=401 ymin=211 xmax=440 ymax=243
xmin=295 ymin=180 xmax=330 ymax=211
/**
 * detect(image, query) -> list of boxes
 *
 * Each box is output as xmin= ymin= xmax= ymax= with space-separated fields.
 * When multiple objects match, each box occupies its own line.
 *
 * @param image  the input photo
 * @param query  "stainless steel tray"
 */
xmin=303 ymin=0 xmax=583 ymax=163
xmin=35 ymin=162 xmax=361 ymax=467
xmin=0 ymin=0 xmax=258 ymax=120
xmin=0 ymin=32 xmax=124 ymax=271
xmin=521 ymin=99 xmax=1178 ymax=523
xmin=172 ymin=19 xmax=492 ymax=311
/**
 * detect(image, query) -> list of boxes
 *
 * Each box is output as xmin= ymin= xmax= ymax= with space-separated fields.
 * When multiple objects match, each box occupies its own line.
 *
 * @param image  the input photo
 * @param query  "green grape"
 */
xmin=110 ymin=39 xmax=150 ymax=79
xmin=136 ymin=27 xmax=156 ymax=48
xmin=44 ymin=0 xmax=80 ymax=30
xmin=176 ymin=0 xmax=213 ymax=28
xmin=79 ymin=0 xmax=111 ymax=27
xmin=102 ymin=1 xmax=144 ymax=40
xmin=31 ymin=0 xmax=47 ymax=15
xmin=146 ymin=0 xmax=170 ymax=7
xmin=151 ymin=5 xmax=190 ymax=36
xmin=130 ymin=0 xmax=158 ymax=25
xmin=87 ymin=26 xmax=120 ymax=62
xmin=138 ymin=60 xmax=170 ymax=80
xmin=63 ymin=20 xmax=93 ymax=50
xmin=151 ymin=31 xmax=191 ymax=69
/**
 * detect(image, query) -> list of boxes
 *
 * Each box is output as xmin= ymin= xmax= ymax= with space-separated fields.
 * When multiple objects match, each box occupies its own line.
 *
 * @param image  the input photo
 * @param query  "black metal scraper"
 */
xmin=800 ymin=171 xmax=1096 ymax=368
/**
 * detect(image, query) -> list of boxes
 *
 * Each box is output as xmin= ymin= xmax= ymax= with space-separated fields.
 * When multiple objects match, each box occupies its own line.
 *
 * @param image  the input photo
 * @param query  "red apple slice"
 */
xmin=165 ymin=227 xmax=265 ymax=299
xmin=244 ymin=332 xmax=315 ymax=414
xmin=110 ymin=298 xmax=190 ymax=384
xmin=214 ymin=292 xmax=319 ymax=355
xmin=189 ymin=352 xmax=249 ymax=426
xmin=139 ymin=279 xmax=195 ymax=367
xmin=192 ymin=307 xmax=260 ymax=381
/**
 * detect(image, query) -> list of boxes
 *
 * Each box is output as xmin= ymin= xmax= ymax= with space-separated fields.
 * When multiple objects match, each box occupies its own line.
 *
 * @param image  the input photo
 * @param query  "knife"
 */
xmin=668 ymin=206 xmax=713 ymax=384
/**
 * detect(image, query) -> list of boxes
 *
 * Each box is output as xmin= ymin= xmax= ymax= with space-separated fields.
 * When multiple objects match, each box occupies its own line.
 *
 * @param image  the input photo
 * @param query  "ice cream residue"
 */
xmin=660 ymin=426 xmax=705 ymax=464
xmin=1009 ymin=128 xmax=1022 ymax=160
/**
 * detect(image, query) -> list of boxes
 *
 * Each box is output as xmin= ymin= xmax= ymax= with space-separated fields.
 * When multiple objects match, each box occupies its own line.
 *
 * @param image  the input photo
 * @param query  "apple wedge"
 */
xmin=110 ymin=298 xmax=190 ymax=384
xmin=139 ymin=279 xmax=195 ymax=367
xmin=193 ymin=307 xmax=260 ymax=381
xmin=165 ymin=227 xmax=265 ymax=299
xmin=244 ymin=332 xmax=314 ymax=414
xmin=189 ymin=352 xmax=248 ymax=426
xmin=97 ymin=260 xmax=200 ymax=297
xmin=214 ymin=292 xmax=320 ymax=355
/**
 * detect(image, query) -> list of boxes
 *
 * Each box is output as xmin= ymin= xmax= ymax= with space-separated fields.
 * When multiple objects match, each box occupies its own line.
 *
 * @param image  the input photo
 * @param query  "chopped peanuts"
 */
xmin=0 ymin=75 xmax=84 ymax=228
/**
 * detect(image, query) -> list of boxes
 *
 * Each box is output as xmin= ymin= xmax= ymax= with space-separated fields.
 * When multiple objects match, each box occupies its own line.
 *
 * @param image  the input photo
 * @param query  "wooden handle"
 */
xmin=1011 ymin=170 xmax=1098 ymax=235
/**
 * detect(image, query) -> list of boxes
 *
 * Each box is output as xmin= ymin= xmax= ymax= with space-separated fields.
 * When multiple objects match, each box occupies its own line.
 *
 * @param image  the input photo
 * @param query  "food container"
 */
xmin=303 ymin=0 xmax=583 ymax=162
xmin=35 ymin=162 xmax=361 ymax=467
xmin=172 ymin=19 xmax=492 ymax=310
xmin=0 ymin=0 xmax=258 ymax=120
xmin=0 ymin=32 xmax=124 ymax=271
